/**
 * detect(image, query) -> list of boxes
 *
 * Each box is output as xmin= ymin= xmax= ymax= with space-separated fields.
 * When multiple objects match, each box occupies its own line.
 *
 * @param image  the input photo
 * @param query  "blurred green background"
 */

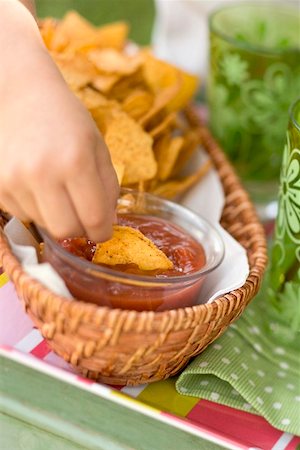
xmin=36 ymin=0 xmax=155 ymax=45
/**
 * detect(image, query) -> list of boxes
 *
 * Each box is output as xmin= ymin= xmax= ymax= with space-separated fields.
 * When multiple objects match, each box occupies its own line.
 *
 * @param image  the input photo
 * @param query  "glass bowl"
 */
xmin=39 ymin=189 xmax=225 ymax=312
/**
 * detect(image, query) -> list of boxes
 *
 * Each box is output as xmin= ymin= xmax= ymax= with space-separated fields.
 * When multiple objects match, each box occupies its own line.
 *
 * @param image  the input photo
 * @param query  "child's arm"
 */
xmin=18 ymin=0 xmax=36 ymax=15
xmin=0 ymin=1 xmax=119 ymax=241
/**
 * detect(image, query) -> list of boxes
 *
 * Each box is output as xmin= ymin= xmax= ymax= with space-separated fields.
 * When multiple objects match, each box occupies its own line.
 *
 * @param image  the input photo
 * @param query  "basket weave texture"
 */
xmin=0 ymin=111 xmax=267 ymax=385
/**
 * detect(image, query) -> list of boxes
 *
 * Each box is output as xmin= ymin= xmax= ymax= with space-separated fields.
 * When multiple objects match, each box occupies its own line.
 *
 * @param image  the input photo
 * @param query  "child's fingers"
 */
xmin=33 ymin=184 xmax=85 ymax=239
xmin=0 ymin=192 xmax=30 ymax=222
xmin=11 ymin=190 xmax=45 ymax=227
xmin=66 ymin=161 xmax=114 ymax=242
xmin=95 ymin=140 xmax=120 ymax=218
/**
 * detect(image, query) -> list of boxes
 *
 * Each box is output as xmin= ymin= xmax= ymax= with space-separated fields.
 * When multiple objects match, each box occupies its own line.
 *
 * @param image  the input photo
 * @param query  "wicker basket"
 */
xmin=0 ymin=111 xmax=267 ymax=385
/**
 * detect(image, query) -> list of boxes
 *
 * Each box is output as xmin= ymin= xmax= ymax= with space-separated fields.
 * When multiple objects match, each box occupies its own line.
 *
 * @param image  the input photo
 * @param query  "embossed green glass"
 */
xmin=208 ymin=3 xmax=300 ymax=206
xmin=266 ymin=98 xmax=300 ymax=344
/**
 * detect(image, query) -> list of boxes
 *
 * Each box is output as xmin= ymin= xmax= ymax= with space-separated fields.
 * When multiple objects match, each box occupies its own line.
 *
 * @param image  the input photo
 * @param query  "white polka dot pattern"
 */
xmin=221 ymin=358 xmax=230 ymax=365
xmin=264 ymin=386 xmax=273 ymax=394
xmin=199 ymin=361 xmax=208 ymax=368
xmin=210 ymin=392 xmax=220 ymax=401
xmin=213 ymin=344 xmax=222 ymax=350
xmin=274 ymin=347 xmax=285 ymax=355
xmin=256 ymin=397 xmax=264 ymax=405
xmin=277 ymin=371 xmax=287 ymax=378
xmin=257 ymin=370 xmax=265 ymax=377
xmin=279 ymin=362 xmax=289 ymax=370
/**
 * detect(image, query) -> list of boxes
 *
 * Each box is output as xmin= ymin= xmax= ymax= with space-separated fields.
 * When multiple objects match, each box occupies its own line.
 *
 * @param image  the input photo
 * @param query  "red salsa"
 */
xmin=59 ymin=214 xmax=206 ymax=277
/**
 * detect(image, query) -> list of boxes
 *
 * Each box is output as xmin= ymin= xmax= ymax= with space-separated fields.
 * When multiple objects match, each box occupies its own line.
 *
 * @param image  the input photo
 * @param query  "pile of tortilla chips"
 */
xmin=40 ymin=12 xmax=211 ymax=198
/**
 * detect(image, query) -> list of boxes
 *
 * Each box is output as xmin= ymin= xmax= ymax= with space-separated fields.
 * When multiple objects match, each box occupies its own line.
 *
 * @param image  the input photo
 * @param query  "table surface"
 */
xmin=1 ymin=268 xmax=300 ymax=450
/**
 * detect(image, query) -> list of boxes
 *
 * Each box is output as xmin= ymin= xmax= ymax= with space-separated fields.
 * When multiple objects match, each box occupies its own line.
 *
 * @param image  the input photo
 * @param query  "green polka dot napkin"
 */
xmin=176 ymin=294 xmax=300 ymax=435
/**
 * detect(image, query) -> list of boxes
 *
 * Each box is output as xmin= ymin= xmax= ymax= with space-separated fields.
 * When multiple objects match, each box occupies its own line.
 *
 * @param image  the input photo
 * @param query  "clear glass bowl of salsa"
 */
xmin=40 ymin=189 xmax=225 ymax=312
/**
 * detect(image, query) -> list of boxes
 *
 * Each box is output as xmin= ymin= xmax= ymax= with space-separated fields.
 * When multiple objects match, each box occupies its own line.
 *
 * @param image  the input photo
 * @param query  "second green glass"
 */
xmin=208 ymin=2 xmax=300 ymax=206
xmin=265 ymin=98 xmax=300 ymax=346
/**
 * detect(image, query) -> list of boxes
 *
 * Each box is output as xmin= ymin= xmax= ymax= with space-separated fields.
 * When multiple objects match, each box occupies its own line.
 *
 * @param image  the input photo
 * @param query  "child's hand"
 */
xmin=0 ymin=3 xmax=119 ymax=242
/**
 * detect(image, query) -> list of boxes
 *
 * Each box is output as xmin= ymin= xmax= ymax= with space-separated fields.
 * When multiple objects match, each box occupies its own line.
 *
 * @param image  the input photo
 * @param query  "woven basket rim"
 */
xmin=0 ymin=109 xmax=268 ymax=324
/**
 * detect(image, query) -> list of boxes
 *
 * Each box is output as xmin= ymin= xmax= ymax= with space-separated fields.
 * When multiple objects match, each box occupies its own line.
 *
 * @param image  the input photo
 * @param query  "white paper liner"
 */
xmin=181 ymin=149 xmax=249 ymax=303
xmin=4 ymin=218 xmax=72 ymax=298
xmin=3 ymin=148 xmax=249 ymax=305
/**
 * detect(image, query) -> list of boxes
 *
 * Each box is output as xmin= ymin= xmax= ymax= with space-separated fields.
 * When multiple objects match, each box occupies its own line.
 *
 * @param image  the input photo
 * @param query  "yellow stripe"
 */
xmin=0 ymin=272 xmax=9 ymax=287
xmin=111 ymin=390 xmax=160 ymax=414
xmin=137 ymin=378 xmax=199 ymax=417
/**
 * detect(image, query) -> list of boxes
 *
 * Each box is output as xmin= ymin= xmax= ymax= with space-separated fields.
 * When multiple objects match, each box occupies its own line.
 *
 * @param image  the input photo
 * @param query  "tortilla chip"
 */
xmin=92 ymin=73 xmax=120 ymax=93
xmin=39 ymin=18 xmax=56 ymax=49
xmin=50 ymin=11 xmax=95 ymax=52
xmin=104 ymin=112 xmax=157 ymax=185
xmin=142 ymin=51 xmax=180 ymax=91
xmin=122 ymin=90 xmax=154 ymax=120
xmin=149 ymin=111 xmax=176 ymax=138
xmin=156 ymin=136 xmax=184 ymax=181
xmin=112 ymin=160 xmax=125 ymax=185
xmin=142 ymin=51 xmax=199 ymax=112
xmin=90 ymin=100 xmax=122 ymax=134
xmin=139 ymin=84 xmax=179 ymax=126
xmin=94 ymin=22 xmax=129 ymax=51
xmin=152 ymin=160 xmax=212 ymax=199
xmin=50 ymin=12 xmax=128 ymax=53
xmin=171 ymin=129 xmax=200 ymax=176
xmin=167 ymin=71 xmax=199 ymax=112
xmin=75 ymin=87 xmax=108 ymax=110
xmin=92 ymin=225 xmax=173 ymax=271
xmin=51 ymin=52 xmax=98 ymax=90
xmin=88 ymin=49 xmax=142 ymax=75
xmin=109 ymin=69 xmax=146 ymax=101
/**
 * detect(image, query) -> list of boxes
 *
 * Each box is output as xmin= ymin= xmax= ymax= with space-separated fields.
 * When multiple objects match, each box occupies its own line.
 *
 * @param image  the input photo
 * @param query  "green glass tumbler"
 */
xmin=266 ymin=98 xmax=300 ymax=344
xmin=208 ymin=3 xmax=300 ymax=209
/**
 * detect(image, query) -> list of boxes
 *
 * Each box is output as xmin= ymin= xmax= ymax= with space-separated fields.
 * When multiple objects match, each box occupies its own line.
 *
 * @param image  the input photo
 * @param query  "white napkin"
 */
xmin=181 ymin=149 xmax=249 ymax=303
xmin=4 ymin=218 xmax=72 ymax=298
